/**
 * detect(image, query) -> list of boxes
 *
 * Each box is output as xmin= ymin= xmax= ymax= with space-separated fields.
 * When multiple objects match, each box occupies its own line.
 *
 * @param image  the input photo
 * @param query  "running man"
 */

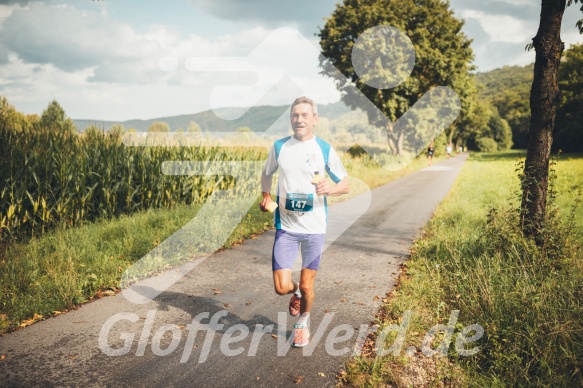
xmin=427 ymin=142 xmax=435 ymax=166
xmin=260 ymin=96 xmax=349 ymax=348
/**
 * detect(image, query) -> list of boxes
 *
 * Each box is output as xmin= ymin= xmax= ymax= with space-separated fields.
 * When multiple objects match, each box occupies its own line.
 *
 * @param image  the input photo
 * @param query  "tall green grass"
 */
xmin=0 ymin=198 xmax=273 ymax=333
xmin=344 ymin=151 xmax=583 ymax=387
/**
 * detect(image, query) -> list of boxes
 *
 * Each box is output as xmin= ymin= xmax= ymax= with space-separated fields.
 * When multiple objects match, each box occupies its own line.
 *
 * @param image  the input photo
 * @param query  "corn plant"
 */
xmin=0 ymin=122 xmax=267 ymax=241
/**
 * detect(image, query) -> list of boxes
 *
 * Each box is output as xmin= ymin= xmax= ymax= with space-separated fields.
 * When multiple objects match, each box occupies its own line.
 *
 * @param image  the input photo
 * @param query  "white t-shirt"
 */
xmin=262 ymin=135 xmax=347 ymax=234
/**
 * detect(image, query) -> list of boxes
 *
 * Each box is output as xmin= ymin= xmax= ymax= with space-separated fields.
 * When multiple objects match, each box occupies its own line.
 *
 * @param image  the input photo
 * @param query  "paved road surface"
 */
xmin=0 ymin=154 xmax=468 ymax=387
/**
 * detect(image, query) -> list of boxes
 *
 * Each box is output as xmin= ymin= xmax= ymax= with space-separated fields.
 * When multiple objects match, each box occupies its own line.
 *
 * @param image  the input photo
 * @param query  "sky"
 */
xmin=0 ymin=0 xmax=581 ymax=122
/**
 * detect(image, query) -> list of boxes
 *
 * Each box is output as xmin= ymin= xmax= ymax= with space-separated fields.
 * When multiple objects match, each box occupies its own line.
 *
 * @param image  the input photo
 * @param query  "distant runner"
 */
xmin=427 ymin=142 xmax=435 ymax=166
xmin=260 ymin=96 xmax=349 ymax=348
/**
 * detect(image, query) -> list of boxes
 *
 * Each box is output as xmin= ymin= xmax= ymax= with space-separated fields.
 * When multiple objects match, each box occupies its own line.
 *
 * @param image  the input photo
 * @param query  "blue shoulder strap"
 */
xmin=315 ymin=137 xmax=341 ymax=183
xmin=274 ymin=136 xmax=292 ymax=161
xmin=314 ymin=137 xmax=330 ymax=166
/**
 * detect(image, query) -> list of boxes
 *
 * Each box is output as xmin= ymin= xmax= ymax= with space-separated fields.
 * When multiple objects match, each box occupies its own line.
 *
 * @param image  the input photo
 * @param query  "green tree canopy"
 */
xmin=555 ymin=43 xmax=583 ymax=152
xmin=147 ymin=121 xmax=170 ymax=133
xmin=464 ymin=99 xmax=513 ymax=151
xmin=318 ymin=0 xmax=474 ymax=156
xmin=40 ymin=99 xmax=76 ymax=134
xmin=488 ymin=112 xmax=513 ymax=151
xmin=475 ymin=64 xmax=533 ymax=149
xmin=40 ymin=100 xmax=76 ymax=133
xmin=187 ymin=121 xmax=201 ymax=133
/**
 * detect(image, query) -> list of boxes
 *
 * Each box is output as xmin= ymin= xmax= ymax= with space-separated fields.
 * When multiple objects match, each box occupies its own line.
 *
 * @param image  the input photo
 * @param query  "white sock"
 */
xmin=294 ymin=282 xmax=301 ymax=298
xmin=297 ymin=312 xmax=310 ymax=327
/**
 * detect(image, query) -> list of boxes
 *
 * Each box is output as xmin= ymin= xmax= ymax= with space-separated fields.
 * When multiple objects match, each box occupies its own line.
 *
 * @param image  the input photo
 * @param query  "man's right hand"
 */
xmin=260 ymin=192 xmax=272 ymax=212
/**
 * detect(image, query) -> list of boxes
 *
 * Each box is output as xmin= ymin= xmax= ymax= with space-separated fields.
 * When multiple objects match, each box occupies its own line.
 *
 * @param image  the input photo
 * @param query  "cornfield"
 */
xmin=0 ymin=124 xmax=267 ymax=241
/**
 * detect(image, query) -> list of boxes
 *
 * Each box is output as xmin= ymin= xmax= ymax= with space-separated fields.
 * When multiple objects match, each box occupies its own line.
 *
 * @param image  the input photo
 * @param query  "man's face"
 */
xmin=291 ymin=103 xmax=318 ymax=141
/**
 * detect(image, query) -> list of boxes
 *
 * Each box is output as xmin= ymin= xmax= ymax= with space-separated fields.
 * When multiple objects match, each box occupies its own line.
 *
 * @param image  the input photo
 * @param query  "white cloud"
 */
xmin=0 ymin=3 xmax=338 ymax=121
xmin=493 ymin=0 xmax=536 ymax=7
xmin=563 ymin=29 xmax=583 ymax=49
xmin=1 ymin=3 xmax=165 ymax=79
xmin=461 ymin=9 xmax=535 ymax=44
xmin=5 ymin=0 xmax=558 ymax=121
xmin=0 ymin=3 xmax=21 ymax=23
xmin=178 ymin=27 xmax=339 ymax=115
xmin=506 ymin=49 xmax=535 ymax=67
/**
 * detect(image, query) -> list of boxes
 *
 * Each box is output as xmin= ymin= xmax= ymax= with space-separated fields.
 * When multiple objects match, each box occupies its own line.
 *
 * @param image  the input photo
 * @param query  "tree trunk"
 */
xmin=521 ymin=0 xmax=566 ymax=241
xmin=386 ymin=122 xmax=398 ymax=155
xmin=396 ymin=128 xmax=404 ymax=156
xmin=448 ymin=124 xmax=456 ymax=146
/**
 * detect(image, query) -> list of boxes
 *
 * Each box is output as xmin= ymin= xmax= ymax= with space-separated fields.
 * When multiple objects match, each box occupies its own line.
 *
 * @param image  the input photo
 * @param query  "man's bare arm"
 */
xmin=315 ymin=177 xmax=350 ymax=197
xmin=260 ymin=169 xmax=274 ymax=212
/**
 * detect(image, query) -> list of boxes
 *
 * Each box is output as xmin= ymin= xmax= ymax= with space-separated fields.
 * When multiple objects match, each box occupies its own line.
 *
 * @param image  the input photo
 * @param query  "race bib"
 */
xmin=285 ymin=193 xmax=314 ymax=213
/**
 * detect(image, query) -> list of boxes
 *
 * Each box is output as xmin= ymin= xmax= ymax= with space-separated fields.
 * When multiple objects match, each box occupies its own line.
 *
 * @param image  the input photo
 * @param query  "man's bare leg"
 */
xmin=299 ymin=268 xmax=317 ymax=315
xmin=272 ymin=269 xmax=298 ymax=295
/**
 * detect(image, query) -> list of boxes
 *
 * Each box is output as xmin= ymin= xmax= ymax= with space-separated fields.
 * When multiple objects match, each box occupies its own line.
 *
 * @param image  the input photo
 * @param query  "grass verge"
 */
xmin=0 ymin=198 xmax=273 ymax=333
xmin=342 ymin=151 xmax=583 ymax=387
xmin=0 ymin=150 xmax=437 ymax=334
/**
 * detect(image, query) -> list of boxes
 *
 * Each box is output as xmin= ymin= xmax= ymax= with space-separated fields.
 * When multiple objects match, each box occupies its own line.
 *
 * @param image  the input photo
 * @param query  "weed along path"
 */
xmin=0 ymin=154 xmax=468 ymax=387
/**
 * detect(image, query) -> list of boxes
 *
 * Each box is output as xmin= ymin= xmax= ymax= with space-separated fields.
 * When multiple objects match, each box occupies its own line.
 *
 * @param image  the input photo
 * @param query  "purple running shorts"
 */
xmin=272 ymin=229 xmax=325 ymax=271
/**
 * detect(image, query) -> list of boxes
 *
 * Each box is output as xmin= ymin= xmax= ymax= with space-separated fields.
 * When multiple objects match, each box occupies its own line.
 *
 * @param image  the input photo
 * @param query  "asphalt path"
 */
xmin=0 ymin=154 xmax=468 ymax=387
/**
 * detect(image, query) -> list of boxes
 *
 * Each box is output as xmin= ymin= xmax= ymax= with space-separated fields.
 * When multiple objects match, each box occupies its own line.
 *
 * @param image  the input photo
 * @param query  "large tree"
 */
xmin=521 ymin=0 xmax=582 ymax=240
xmin=147 ymin=121 xmax=171 ymax=133
xmin=318 ymin=0 xmax=474 ymax=156
xmin=40 ymin=99 xmax=76 ymax=134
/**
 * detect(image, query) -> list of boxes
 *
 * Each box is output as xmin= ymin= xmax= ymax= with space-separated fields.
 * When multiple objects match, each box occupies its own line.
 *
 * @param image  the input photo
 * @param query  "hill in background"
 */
xmin=73 ymin=101 xmax=353 ymax=134
xmin=73 ymin=66 xmax=536 ymax=150
xmin=475 ymin=64 xmax=533 ymax=149
xmin=476 ymin=64 xmax=533 ymax=100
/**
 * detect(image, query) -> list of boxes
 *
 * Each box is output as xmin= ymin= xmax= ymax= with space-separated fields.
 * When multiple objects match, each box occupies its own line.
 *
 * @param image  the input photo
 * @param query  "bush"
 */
xmin=476 ymin=137 xmax=499 ymax=152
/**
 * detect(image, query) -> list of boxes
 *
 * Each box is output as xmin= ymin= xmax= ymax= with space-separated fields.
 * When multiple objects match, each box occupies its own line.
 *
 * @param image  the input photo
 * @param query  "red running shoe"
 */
xmin=288 ymin=294 xmax=301 ymax=317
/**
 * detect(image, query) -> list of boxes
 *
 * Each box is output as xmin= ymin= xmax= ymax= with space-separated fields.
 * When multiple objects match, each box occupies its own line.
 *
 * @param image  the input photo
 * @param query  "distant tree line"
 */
xmin=476 ymin=43 xmax=583 ymax=152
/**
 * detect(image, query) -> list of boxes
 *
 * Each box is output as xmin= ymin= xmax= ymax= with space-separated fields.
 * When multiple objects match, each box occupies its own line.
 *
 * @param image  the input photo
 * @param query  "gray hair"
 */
xmin=290 ymin=96 xmax=318 ymax=116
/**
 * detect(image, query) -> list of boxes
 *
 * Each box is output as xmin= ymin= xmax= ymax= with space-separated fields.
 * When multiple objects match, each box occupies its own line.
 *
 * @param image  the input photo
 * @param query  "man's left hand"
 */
xmin=315 ymin=177 xmax=350 ymax=197
xmin=315 ymin=179 xmax=333 ymax=196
